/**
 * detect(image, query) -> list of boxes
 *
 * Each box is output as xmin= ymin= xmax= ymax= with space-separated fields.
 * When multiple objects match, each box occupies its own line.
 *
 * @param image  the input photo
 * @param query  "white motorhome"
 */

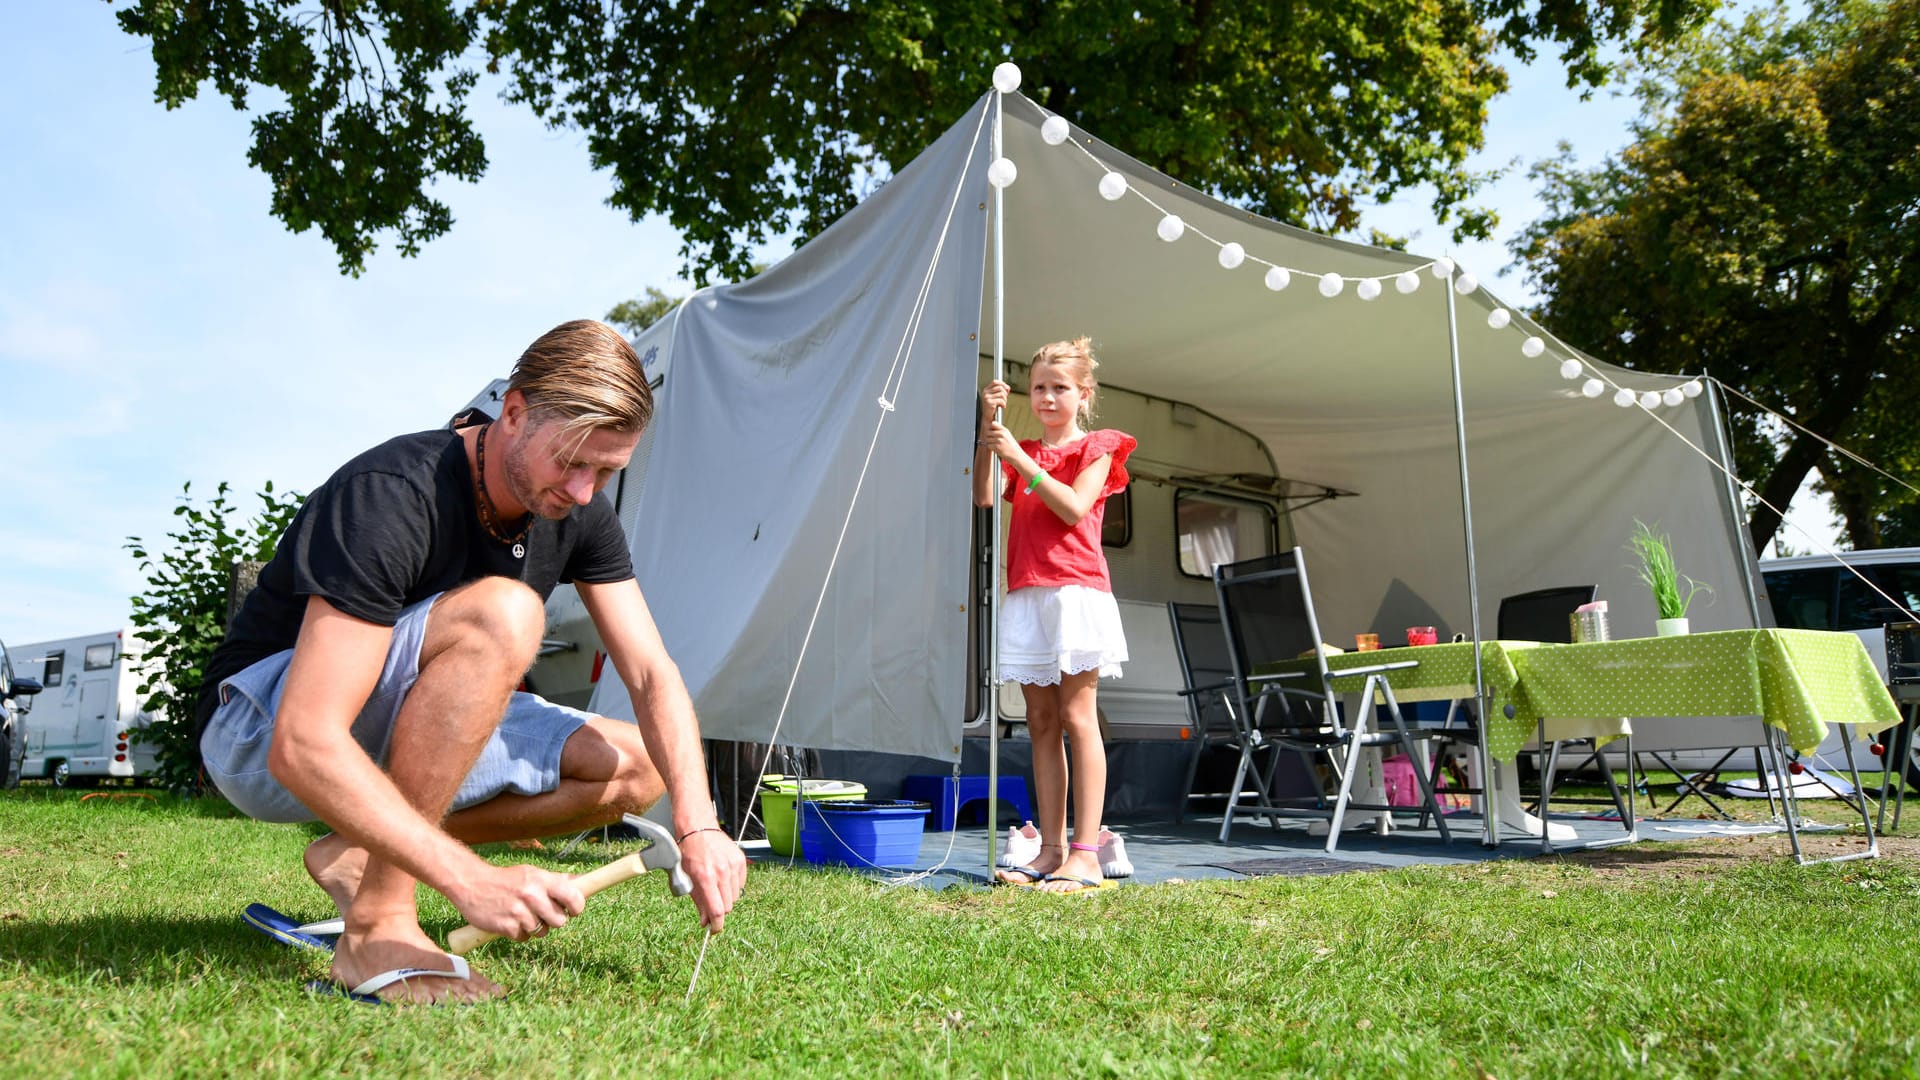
xmin=12 ymin=630 xmax=159 ymax=786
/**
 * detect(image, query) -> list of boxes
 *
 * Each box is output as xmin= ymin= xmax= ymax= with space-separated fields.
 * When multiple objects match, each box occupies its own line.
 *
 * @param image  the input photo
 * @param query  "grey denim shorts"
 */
xmin=199 ymin=593 xmax=593 ymax=823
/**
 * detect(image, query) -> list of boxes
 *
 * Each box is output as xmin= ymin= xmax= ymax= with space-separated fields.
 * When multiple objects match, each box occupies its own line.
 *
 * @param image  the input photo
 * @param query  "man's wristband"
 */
xmin=677 ymin=826 xmax=727 ymax=844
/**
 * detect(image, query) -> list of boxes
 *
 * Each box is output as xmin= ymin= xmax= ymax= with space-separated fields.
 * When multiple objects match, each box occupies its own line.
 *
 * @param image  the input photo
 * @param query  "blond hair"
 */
xmin=1030 ymin=337 xmax=1100 ymax=424
xmin=507 ymin=320 xmax=653 ymax=441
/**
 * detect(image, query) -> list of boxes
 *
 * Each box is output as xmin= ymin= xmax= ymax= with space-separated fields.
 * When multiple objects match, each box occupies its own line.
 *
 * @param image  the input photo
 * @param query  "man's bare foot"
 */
xmin=329 ymin=918 xmax=506 ymax=1005
xmin=304 ymin=833 xmax=368 ymax=918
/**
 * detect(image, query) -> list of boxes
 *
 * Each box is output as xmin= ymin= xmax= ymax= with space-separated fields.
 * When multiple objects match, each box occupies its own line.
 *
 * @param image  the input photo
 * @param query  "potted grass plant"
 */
xmin=1628 ymin=520 xmax=1711 ymax=636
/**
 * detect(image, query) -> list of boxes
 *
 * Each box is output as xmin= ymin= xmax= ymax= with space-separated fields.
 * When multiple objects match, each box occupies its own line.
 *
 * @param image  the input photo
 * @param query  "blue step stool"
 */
xmin=900 ymin=774 xmax=1035 ymax=831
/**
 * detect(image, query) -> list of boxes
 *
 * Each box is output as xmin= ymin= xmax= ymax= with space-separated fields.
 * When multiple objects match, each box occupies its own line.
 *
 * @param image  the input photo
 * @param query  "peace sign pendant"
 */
xmin=512 ymin=543 xmax=526 ymax=560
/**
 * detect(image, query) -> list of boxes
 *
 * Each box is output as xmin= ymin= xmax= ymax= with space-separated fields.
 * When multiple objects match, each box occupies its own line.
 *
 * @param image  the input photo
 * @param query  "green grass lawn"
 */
xmin=4 ymin=784 xmax=1919 ymax=1079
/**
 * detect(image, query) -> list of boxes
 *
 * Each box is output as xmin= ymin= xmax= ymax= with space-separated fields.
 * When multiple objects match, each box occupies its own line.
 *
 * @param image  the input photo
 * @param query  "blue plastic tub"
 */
xmin=798 ymin=800 xmax=931 ymax=868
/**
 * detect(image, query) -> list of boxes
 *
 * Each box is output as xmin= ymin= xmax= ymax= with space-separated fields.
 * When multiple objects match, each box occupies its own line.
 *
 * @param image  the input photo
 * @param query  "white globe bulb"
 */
xmin=1453 ymin=271 xmax=1479 ymax=295
xmin=1639 ymin=391 xmax=1662 ymax=409
xmin=1098 ymin=172 xmax=1127 ymax=201
xmin=1357 ymin=277 xmax=1382 ymax=301
xmin=1156 ymin=214 xmax=1185 ymax=242
xmin=1521 ymin=336 xmax=1545 ymax=358
xmin=1682 ymin=380 xmax=1704 ymax=398
xmin=1040 ymin=115 xmax=1069 ymax=145
xmin=1487 ymin=308 xmax=1511 ymax=329
xmin=1559 ymin=358 xmax=1582 ymax=380
xmin=1663 ymin=388 xmax=1685 ymax=407
xmin=1218 ymin=242 xmax=1245 ymax=269
xmin=1581 ymin=378 xmax=1606 ymax=398
xmin=1318 ymin=272 xmax=1345 ymax=298
xmin=992 ymin=62 xmax=1022 ymax=94
xmin=1432 ymin=256 xmax=1455 ymax=278
xmin=1396 ymin=271 xmax=1420 ymax=294
xmin=1614 ymin=388 xmax=1637 ymax=407
xmin=987 ymin=157 xmax=1017 ymax=188
xmin=1264 ymin=267 xmax=1291 ymax=291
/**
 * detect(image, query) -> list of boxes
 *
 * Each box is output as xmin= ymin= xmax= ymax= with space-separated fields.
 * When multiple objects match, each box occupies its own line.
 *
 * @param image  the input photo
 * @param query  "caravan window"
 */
xmin=84 ymin=642 xmax=115 ymax=670
xmin=1176 ymin=491 xmax=1275 ymax=578
xmin=1102 ymin=488 xmax=1131 ymax=548
xmin=41 ymin=649 xmax=65 ymax=688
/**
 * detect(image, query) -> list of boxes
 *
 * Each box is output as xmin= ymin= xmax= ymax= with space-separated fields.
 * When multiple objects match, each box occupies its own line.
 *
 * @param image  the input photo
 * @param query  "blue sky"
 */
xmin=0 ymin=2 xmax=1827 ymax=648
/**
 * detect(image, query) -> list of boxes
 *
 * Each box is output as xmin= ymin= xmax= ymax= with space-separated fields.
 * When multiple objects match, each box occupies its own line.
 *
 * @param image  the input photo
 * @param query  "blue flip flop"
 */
xmin=243 ymin=903 xmax=342 ymax=952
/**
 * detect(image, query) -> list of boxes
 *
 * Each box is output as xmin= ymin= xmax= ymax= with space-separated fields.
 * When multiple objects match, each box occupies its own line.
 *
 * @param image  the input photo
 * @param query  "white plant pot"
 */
xmin=1656 ymin=617 xmax=1691 ymax=637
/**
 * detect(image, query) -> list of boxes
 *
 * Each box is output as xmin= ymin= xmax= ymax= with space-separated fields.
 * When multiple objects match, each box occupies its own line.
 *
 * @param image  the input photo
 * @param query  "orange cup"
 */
xmin=1355 ymin=633 xmax=1380 ymax=652
xmin=1406 ymin=626 xmax=1438 ymax=647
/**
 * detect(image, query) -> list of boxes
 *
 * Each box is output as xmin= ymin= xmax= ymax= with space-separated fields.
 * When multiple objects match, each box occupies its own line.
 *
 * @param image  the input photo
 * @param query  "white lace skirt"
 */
xmin=997 ymin=584 xmax=1129 ymax=686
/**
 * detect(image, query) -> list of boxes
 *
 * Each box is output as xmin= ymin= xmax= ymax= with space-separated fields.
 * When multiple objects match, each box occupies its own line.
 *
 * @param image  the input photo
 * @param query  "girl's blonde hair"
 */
xmin=1030 ymin=337 xmax=1099 ymax=425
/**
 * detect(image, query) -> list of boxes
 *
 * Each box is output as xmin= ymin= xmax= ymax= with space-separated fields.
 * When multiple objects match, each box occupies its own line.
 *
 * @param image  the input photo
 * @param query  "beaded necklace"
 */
xmin=474 ymin=423 xmax=531 ymax=559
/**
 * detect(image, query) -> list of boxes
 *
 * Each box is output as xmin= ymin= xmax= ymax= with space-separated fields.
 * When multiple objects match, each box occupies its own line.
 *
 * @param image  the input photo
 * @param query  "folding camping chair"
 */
xmin=1167 ymin=602 xmax=1245 ymax=824
xmin=1496 ymin=586 xmax=1638 ymax=845
xmin=1212 ymin=549 xmax=1455 ymax=851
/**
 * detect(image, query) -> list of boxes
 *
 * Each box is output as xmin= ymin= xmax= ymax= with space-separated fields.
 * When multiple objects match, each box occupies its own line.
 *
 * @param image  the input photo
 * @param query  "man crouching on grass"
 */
xmin=194 ymin=319 xmax=745 ymax=1004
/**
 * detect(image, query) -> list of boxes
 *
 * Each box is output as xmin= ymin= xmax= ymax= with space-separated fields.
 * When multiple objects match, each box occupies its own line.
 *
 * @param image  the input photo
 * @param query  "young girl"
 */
xmin=973 ymin=338 xmax=1136 ymax=894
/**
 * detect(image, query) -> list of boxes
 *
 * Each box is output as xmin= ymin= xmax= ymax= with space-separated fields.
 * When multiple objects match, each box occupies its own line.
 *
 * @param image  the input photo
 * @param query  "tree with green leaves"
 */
xmin=1513 ymin=0 xmax=1919 ymax=555
xmin=125 ymin=481 xmax=306 ymax=795
xmin=113 ymin=0 xmax=1713 ymax=283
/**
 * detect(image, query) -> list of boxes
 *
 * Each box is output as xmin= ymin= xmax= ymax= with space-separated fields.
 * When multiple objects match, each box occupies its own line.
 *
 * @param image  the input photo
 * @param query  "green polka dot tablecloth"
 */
xmin=1272 ymin=630 xmax=1900 ymax=762
xmin=1509 ymin=629 xmax=1901 ymax=757
xmin=1316 ymin=641 xmax=1552 ymax=762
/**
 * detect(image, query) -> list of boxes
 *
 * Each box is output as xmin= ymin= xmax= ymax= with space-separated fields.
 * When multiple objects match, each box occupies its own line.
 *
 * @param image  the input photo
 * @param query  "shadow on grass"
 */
xmin=0 ymin=911 xmax=318 ymax=982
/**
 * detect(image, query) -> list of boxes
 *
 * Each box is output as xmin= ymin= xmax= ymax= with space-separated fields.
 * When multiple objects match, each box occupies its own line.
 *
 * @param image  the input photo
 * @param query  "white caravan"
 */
xmin=12 ymin=630 xmax=159 ymax=786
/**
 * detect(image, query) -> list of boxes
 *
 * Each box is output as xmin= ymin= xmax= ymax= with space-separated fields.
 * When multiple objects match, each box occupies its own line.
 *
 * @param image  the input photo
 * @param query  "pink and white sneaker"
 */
xmin=997 ymin=821 xmax=1041 ymax=868
xmin=1097 ymin=828 xmax=1133 ymax=878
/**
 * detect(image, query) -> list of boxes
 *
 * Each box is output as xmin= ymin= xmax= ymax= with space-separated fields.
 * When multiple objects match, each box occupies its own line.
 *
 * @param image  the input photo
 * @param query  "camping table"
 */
xmin=1504 ymin=628 xmax=1903 ymax=864
xmin=1320 ymin=634 xmax=1620 ymax=845
xmin=1268 ymin=641 xmax=1630 ymax=848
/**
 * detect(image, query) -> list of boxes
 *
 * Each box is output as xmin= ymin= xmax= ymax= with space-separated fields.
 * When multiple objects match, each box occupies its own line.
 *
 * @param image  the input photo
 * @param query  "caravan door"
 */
xmin=77 ymin=675 xmax=111 ymax=766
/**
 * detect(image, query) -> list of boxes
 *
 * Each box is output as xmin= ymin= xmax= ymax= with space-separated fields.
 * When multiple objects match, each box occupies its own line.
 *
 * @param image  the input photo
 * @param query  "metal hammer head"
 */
xmin=623 ymin=814 xmax=694 ymax=897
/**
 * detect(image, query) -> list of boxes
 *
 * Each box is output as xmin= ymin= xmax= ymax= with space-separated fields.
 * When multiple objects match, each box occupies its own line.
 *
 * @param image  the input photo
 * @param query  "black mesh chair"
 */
xmin=1167 ymin=602 xmax=1245 ymax=825
xmin=1212 ymin=549 xmax=1455 ymax=850
xmin=1497 ymin=586 xmax=1600 ymax=645
xmin=1496 ymin=585 xmax=1637 ymax=835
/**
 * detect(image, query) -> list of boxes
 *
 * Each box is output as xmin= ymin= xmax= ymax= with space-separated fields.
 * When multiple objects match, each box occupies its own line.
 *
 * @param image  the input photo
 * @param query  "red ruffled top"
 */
xmin=1000 ymin=428 xmax=1136 ymax=591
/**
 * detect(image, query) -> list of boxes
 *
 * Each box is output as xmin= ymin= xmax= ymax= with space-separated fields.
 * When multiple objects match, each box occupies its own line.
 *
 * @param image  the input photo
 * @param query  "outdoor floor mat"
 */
xmin=1200 ymin=857 xmax=1394 ymax=877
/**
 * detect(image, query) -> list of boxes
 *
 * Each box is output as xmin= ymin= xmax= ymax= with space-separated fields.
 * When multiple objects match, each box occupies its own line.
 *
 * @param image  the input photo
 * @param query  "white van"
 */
xmin=1759 ymin=548 xmax=1920 ymax=785
xmin=12 ymin=630 xmax=159 ymax=786
xmin=1760 ymin=548 xmax=1920 ymax=681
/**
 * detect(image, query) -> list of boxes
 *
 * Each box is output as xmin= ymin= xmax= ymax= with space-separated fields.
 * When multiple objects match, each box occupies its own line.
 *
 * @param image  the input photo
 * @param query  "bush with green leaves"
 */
xmin=125 ymin=481 xmax=305 ymax=795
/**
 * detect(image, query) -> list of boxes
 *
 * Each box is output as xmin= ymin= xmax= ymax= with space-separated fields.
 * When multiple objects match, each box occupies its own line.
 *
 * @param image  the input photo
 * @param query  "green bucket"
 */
xmin=758 ymin=776 xmax=867 ymax=856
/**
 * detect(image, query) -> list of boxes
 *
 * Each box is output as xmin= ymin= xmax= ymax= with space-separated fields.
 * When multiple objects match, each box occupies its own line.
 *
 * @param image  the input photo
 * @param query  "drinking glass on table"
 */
xmin=1406 ymin=626 xmax=1439 ymax=647
xmin=1354 ymin=633 xmax=1380 ymax=651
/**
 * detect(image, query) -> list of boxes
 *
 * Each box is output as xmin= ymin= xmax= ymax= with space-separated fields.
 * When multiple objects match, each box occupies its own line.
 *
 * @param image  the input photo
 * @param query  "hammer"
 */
xmin=447 ymin=814 xmax=694 ymax=955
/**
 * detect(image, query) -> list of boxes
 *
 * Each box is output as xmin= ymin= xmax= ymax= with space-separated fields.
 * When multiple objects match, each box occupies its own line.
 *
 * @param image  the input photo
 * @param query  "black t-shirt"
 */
xmin=194 ymin=427 xmax=633 ymax=737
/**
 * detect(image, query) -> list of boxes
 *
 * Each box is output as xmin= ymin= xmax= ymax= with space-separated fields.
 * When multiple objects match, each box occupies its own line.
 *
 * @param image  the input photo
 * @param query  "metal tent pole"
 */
xmin=986 ymin=88 xmax=1007 ymax=873
xmin=1442 ymin=270 xmax=1495 ymax=847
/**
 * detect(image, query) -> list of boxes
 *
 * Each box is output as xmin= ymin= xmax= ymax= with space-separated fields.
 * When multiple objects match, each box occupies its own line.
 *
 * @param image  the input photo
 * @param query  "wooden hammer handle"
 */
xmin=447 ymin=852 xmax=646 ymax=955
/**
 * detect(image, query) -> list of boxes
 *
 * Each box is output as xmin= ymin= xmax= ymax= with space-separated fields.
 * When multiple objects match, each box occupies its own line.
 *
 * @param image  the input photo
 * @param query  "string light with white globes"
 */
xmin=984 ymin=61 xmax=1707 ymax=412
